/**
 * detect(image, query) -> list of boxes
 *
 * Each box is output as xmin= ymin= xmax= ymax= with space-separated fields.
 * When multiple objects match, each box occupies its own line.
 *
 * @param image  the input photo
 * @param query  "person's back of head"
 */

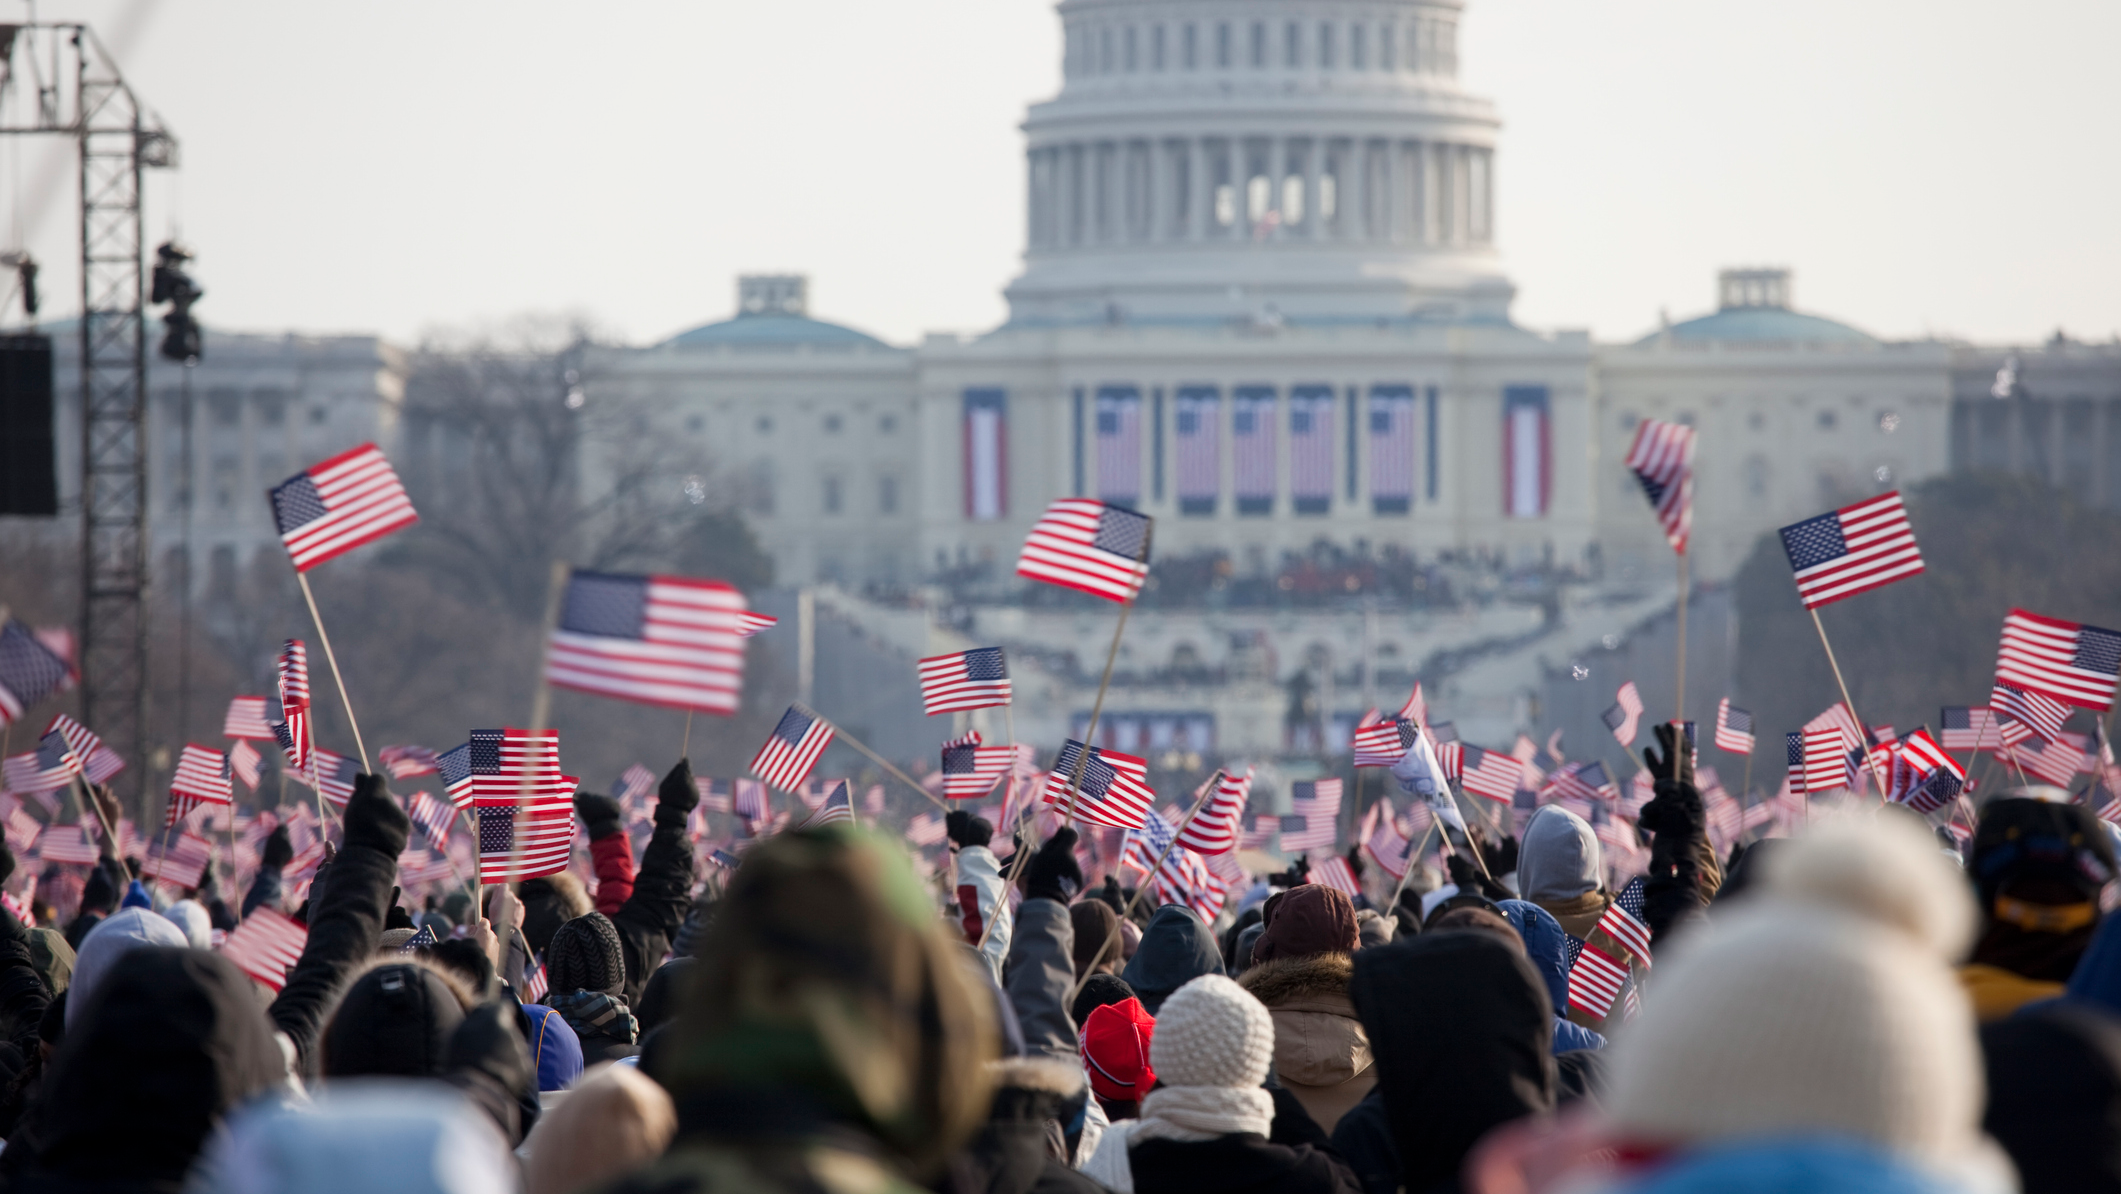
xmin=1517 ymin=805 xmax=1602 ymax=905
xmin=33 ymin=946 xmax=284 ymax=1186
xmin=68 ymin=905 xmax=189 ymax=1029
xmin=1079 ymin=996 xmax=1156 ymax=1117
xmin=321 ymin=960 xmax=474 ymax=1079
xmin=162 ymin=898 xmax=212 ymax=949
xmin=634 ymin=956 xmax=695 ymax=1038
xmin=1071 ymin=898 xmax=1123 ymax=978
xmin=526 ymin=1063 xmax=677 ymax=1194
xmin=1121 ymin=904 xmax=1225 ymax=1014
xmin=519 ymin=873 xmax=593 ymax=959
xmin=1251 ymin=883 xmax=1360 ymax=964
xmin=194 ymin=1079 xmax=516 ymax=1194
xmin=547 ymin=911 xmax=626 ymax=998
xmin=1983 ymin=1003 xmax=2121 ymax=1194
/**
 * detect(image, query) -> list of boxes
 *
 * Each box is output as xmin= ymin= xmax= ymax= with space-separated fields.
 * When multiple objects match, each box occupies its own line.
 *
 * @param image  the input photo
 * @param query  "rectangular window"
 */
xmin=1096 ymin=385 xmax=1143 ymax=505
xmin=1318 ymin=22 xmax=1335 ymax=68
xmin=964 ymin=388 xmax=1007 ymax=520
xmin=1072 ymin=386 xmax=1086 ymax=496
xmin=1152 ymin=388 xmax=1166 ymax=502
xmin=1233 ymin=385 xmax=1276 ymax=515
xmin=1369 ymin=385 xmax=1415 ymax=514
xmin=1290 ymin=384 xmax=1334 ymax=514
xmin=1345 ymin=387 xmax=1359 ymax=501
xmin=1250 ymin=21 xmax=1265 ymax=67
xmin=1351 ymin=24 xmax=1366 ymax=68
xmin=1175 ymin=386 xmax=1220 ymax=516
xmin=1285 ymin=21 xmax=1300 ymax=67
xmin=1125 ymin=25 xmax=1137 ymax=71
xmin=1152 ymin=24 xmax=1165 ymax=70
xmin=1503 ymin=385 xmax=1551 ymax=518
xmin=1184 ymin=23 xmax=1198 ymax=69
xmin=1380 ymin=23 xmax=1395 ymax=70
xmin=1425 ymin=385 xmax=1440 ymax=500
xmin=823 ymin=475 xmax=844 ymax=515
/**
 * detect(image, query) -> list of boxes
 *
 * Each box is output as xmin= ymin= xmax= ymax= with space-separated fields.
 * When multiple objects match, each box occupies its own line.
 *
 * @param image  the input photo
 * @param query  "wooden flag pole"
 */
xmin=1807 ymin=608 xmax=1891 ymax=796
xmin=681 ymin=710 xmax=693 ymax=760
xmin=789 ymin=702 xmax=949 ymax=812
xmin=1385 ymin=817 xmax=1440 ymax=917
xmin=75 ymin=776 xmax=131 ymax=878
xmin=1060 ymin=524 xmax=1153 ymax=825
xmin=294 ymin=572 xmax=369 ymax=773
xmin=1674 ymin=550 xmax=1690 ymax=723
xmin=977 ymin=707 xmax=1032 ymax=924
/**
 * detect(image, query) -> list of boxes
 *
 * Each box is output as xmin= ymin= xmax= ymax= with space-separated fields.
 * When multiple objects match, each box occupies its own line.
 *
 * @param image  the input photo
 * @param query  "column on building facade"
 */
xmin=1229 ymin=138 xmax=1248 ymax=241
xmin=1190 ymin=137 xmax=1210 ymax=241
xmin=1054 ymin=146 xmax=1073 ymax=247
xmin=1149 ymin=138 xmax=1170 ymax=242
xmin=1304 ymin=135 xmax=1323 ymax=238
xmin=1351 ymin=138 xmax=1370 ymax=240
xmin=1454 ymin=144 xmax=1472 ymax=246
xmin=1107 ymin=142 xmax=1126 ymax=244
xmin=1268 ymin=134 xmax=1286 ymax=234
xmin=1384 ymin=139 xmax=1403 ymax=243
xmin=1027 ymin=150 xmax=1046 ymax=249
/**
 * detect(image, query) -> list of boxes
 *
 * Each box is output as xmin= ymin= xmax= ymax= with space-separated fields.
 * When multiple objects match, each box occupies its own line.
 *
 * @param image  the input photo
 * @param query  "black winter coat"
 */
xmin=951 ymin=1061 xmax=1108 ymax=1194
xmin=608 ymin=802 xmax=696 ymax=1007
xmin=1129 ymin=1133 xmax=1362 ymax=1194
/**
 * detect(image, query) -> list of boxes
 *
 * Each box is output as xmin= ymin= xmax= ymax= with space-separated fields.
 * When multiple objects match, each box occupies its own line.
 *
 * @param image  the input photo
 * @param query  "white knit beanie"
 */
xmin=1604 ymin=813 xmax=1985 ymax=1160
xmin=1149 ymin=974 xmax=1275 ymax=1090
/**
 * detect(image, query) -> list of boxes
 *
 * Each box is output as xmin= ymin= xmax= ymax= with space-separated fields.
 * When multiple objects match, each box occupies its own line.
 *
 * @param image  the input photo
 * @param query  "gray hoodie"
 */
xmin=1516 ymin=806 xmax=1603 ymax=904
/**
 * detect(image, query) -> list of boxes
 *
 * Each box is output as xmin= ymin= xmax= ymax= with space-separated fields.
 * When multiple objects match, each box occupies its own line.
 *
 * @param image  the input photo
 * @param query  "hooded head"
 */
xmin=1351 ymin=930 xmax=1555 ymax=1192
xmin=1517 ymin=806 xmax=1602 ymax=904
xmin=526 ymin=1063 xmax=678 ymax=1194
xmin=1120 ymin=904 xmax=1225 ymax=1014
xmin=1496 ymin=899 xmax=1571 ymax=1011
xmin=1070 ymin=898 xmax=1123 ymax=978
xmin=194 ymin=1080 xmax=517 ymax=1194
xmin=68 ymin=905 xmax=189 ymax=1028
xmin=1982 ymin=1004 xmax=2121 ymax=1194
xmin=520 ymin=1004 xmax=585 ymax=1093
xmin=1604 ymin=813 xmax=1985 ymax=1165
xmin=1252 ymin=884 xmax=1360 ymax=964
xmin=1968 ymin=797 xmax=2117 ymax=982
xmin=657 ymin=825 xmax=995 ymax=1176
xmin=547 ymin=911 xmax=626 ymax=997
xmin=321 ymin=960 xmax=475 ymax=1078
xmin=31 ymin=947 xmax=285 ymax=1187
xmin=1079 ymin=996 xmax=1156 ymax=1105
xmin=636 ymin=956 xmax=696 ymax=1038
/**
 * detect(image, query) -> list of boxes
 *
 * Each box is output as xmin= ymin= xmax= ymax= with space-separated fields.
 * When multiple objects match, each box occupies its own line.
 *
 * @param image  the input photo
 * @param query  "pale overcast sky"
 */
xmin=5 ymin=0 xmax=2116 ymax=348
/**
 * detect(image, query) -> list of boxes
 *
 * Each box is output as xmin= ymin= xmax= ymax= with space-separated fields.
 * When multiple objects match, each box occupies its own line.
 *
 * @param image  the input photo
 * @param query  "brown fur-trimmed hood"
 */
xmin=1239 ymin=951 xmax=1355 ymax=1009
xmin=986 ymin=1055 xmax=1085 ymax=1097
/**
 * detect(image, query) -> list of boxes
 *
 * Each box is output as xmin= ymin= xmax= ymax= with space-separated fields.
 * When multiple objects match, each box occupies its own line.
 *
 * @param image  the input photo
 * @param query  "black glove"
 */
xmin=1277 ymin=857 xmax=1311 ymax=888
xmin=1097 ymin=873 xmax=1126 ymax=915
xmin=574 ymin=792 xmax=624 ymax=841
xmin=1344 ymin=847 xmax=1367 ymax=882
xmin=656 ymin=759 xmax=700 ymax=830
xmin=1489 ymin=834 xmax=1520 ymax=878
xmin=1445 ymin=850 xmax=1514 ymax=902
xmin=945 ymin=810 xmax=993 ymax=850
xmin=342 ymin=773 xmax=411 ymax=857
xmin=261 ymin=825 xmax=294 ymax=870
xmin=1641 ymin=721 xmax=1695 ymax=787
xmin=1023 ymin=828 xmax=1083 ymax=904
xmin=385 ymin=886 xmax=414 ymax=930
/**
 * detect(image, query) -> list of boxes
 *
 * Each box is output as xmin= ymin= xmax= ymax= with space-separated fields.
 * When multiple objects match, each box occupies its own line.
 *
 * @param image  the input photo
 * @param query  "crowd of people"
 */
xmin=0 ymin=722 xmax=2116 ymax=1193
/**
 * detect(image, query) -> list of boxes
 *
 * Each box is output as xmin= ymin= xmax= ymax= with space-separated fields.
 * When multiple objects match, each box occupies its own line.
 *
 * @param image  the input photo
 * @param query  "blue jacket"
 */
xmin=1497 ymin=899 xmax=1608 ymax=1053
xmin=1608 ymin=1137 xmax=1987 ymax=1194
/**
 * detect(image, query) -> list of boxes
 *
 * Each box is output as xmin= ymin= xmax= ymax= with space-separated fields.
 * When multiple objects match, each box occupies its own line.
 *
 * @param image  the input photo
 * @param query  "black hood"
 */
xmin=1983 ymin=1003 xmax=2121 ymax=1194
xmin=1120 ymin=905 xmax=1224 ymax=1015
xmin=322 ymin=962 xmax=466 ymax=1078
xmin=1349 ymin=932 xmax=1555 ymax=1194
xmin=27 ymin=946 xmax=284 ymax=1186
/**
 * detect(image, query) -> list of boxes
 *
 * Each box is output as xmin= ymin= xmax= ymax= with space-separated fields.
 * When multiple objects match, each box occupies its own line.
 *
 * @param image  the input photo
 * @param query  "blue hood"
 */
xmin=1499 ymin=899 xmax=1606 ymax=1053
xmin=1612 ymin=1137 xmax=1981 ymax=1194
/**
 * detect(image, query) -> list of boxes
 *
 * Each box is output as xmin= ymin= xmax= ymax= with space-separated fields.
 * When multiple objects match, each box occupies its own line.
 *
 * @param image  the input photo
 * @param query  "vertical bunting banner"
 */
xmin=1369 ymin=385 xmax=1415 ymax=514
xmin=1174 ymin=386 xmax=1220 ymax=516
xmin=1233 ymin=385 xmax=1276 ymax=515
xmin=1095 ymin=386 xmax=1143 ymax=506
xmin=1289 ymin=384 xmax=1335 ymax=515
xmin=1502 ymin=385 xmax=1550 ymax=519
xmin=963 ymin=389 xmax=1007 ymax=522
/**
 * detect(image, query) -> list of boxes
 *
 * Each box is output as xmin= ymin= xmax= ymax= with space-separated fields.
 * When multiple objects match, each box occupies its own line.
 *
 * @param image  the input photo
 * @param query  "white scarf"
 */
xmin=1130 ymin=1083 xmax=1276 ymax=1143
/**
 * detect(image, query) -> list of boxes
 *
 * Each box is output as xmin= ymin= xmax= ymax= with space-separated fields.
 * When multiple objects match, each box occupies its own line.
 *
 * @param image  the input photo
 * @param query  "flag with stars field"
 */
xmin=1016 ymin=499 xmax=1153 ymax=603
xmin=546 ymin=569 xmax=748 ymax=715
xmin=464 ymin=728 xmax=578 ymax=882
xmin=751 ymin=706 xmax=835 ymax=793
xmin=917 ymin=647 xmax=1012 ymax=715
xmin=268 ymin=443 xmax=419 ymax=572
xmin=1778 ymin=491 xmax=1924 ymax=610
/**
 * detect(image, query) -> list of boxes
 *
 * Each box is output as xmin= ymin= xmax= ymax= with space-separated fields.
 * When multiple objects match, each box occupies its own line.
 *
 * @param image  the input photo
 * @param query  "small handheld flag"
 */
xmin=219 ymin=907 xmax=309 ymax=991
xmin=917 ymin=648 xmax=1012 ymax=715
xmin=268 ymin=443 xmax=419 ymax=572
xmin=222 ymin=696 xmax=275 ymax=741
xmin=1040 ymin=740 xmax=1156 ymax=830
xmin=546 ymin=569 xmax=748 ymax=715
xmin=1623 ymin=419 xmax=1695 ymax=554
xmin=750 ymin=706 xmax=835 ymax=793
xmin=0 ymin=619 xmax=73 ymax=726
xmin=940 ymin=731 xmax=1016 ymax=800
xmin=170 ymin=744 xmax=233 ymax=805
xmin=1715 ymin=698 xmax=1755 ymax=755
xmin=798 ymin=780 xmax=856 ymax=829
xmin=1604 ymin=682 xmax=1645 ymax=748
xmin=1778 ymin=491 xmax=1924 ymax=610
xmin=1016 ymin=498 xmax=1153 ymax=603
xmin=1177 ymin=768 xmax=1251 ymax=854
xmin=1996 ymin=609 xmax=2121 ymax=712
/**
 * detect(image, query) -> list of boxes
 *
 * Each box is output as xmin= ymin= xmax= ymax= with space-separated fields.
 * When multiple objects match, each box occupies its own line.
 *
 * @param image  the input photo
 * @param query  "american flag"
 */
xmin=0 ymin=620 xmax=73 ymax=726
xmin=1177 ymin=767 xmax=1251 ymax=854
xmin=1546 ymin=761 xmax=1617 ymax=806
xmin=798 ymin=780 xmax=856 ymax=829
xmin=1241 ymin=814 xmax=1279 ymax=851
xmin=2006 ymin=734 xmax=2085 ymax=788
xmin=1992 ymin=680 xmax=2075 ymax=741
xmin=406 ymin=790 xmax=455 ymax=846
xmin=751 ymin=706 xmax=835 ymax=793
xmin=1279 ymin=778 xmax=1342 ymax=852
xmin=1289 ymin=388 xmax=1334 ymax=512
xmin=44 ymin=714 xmax=102 ymax=779
xmin=470 ymin=728 xmax=578 ymax=883
xmin=940 ymin=731 xmax=1016 ymax=800
xmin=1015 ymin=498 xmax=1153 ymax=604
xmin=1232 ymin=388 xmax=1276 ymax=513
xmin=1887 ymin=729 xmax=1964 ymax=814
xmin=1096 ymin=388 xmax=1142 ymax=504
xmin=1310 ymin=853 xmax=1360 ymax=899
xmin=171 ymin=744 xmax=233 ymax=805
xmin=228 ymin=740 xmax=263 ymax=790
xmin=36 ymin=823 xmax=99 ymax=865
xmin=222 ymin=696 xmax=275 ymax=741
xmin=520 ymin=958 xmax=549 ymax=1003
xmin=379 ymin=744 xmax=440 ymax=780
xmin=268 ymin=442 xmax=420 ymax=572
xmin=4 ymin=729 xmax=77 ymax=793
xmin=1399 ymin=682 xmax=1428 ymax=728
xmin=1460 ymin=746 xmax=1524 ymax=804
xmin=310 ymin=749 xmax=358 ymax=807
xmin=278 ymin=640 xmax=309 ymax=712
xmin=734 ymin=778 xmax=771 ymax=822
xmin=546 ymin=570 xmax=748 ymax=715
xmin=141 ymin=831 xmax=213 ymax=889
xmin=1566 ymin=937 xmax=1631 ymax=1019
xmin=917 ymin=647 xmax=1012 ymax=714
xmin=1623 ymin=419 xmax=1695 ymax=554
xmin=1362 ymin=799 xmax=1412 ymax=877
xmin=1122 ymin=807 xmax=1228 ymax=922
xmin=694 ymin=777 xmax=733 ymax=814
xmin=219 ymin=907 xmax=308 ymax=991
xmin=273 ymin=716 xmax=310 ymax=785
xmin=1041 ymin=740 xmax=1156 ymax=830
xmin=1715 ymin=698 xmax=1755 ymax=754
xmin=907 ymin=811 xmax=947 ymax=847
xmin=1604 ymin=682 xmax=1645 ymax=747
xmin=435 ymin=741 xmax=479 ymax=809
xmin=1174 ymin=387 xmax=1220 ymax=514
xmin=736 ymin=611 xmax=777 ymax=637
xmin=614 ymin=763 xmax=656 ymax=807
xmin=72 ymin=740 xmax=122 ymax=786
xmin=1368 ymin=387 xmax=1415 ymax=510
xmin=276 ymin=640 xmax=312 ymax=780
xmin=1802 ymin=726 xmax=1851 ymax=793
xmin=1596 ymin=876 xmax=1654 ymax=966
xmin=1940 ymin=706 xmax=2004 ymax=752
xmin=1778 ymin=491 xmax=1924 ymax=610
xmin=1352 ymin=718 xmax=1415 ymax=767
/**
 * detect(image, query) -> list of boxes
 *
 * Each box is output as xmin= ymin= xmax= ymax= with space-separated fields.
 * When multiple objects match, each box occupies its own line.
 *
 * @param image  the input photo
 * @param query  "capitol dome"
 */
xmin=1005 ymin=0 xmax=1514 ymax=328
xmin=1633 ymin=268 xmax=1875 ymax=347
xmin=658 ymin=275 xmax=893 ymax=350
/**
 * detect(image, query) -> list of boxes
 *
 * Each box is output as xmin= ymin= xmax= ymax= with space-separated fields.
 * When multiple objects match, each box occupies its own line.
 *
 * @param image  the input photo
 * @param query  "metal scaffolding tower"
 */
xmin=0 ymin=25 xmax=176 ymax=800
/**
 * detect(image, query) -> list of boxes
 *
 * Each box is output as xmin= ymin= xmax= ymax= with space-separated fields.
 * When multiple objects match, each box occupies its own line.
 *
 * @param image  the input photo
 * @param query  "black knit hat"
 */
xmin=546 ymin=911 xmax=625 ymax=996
